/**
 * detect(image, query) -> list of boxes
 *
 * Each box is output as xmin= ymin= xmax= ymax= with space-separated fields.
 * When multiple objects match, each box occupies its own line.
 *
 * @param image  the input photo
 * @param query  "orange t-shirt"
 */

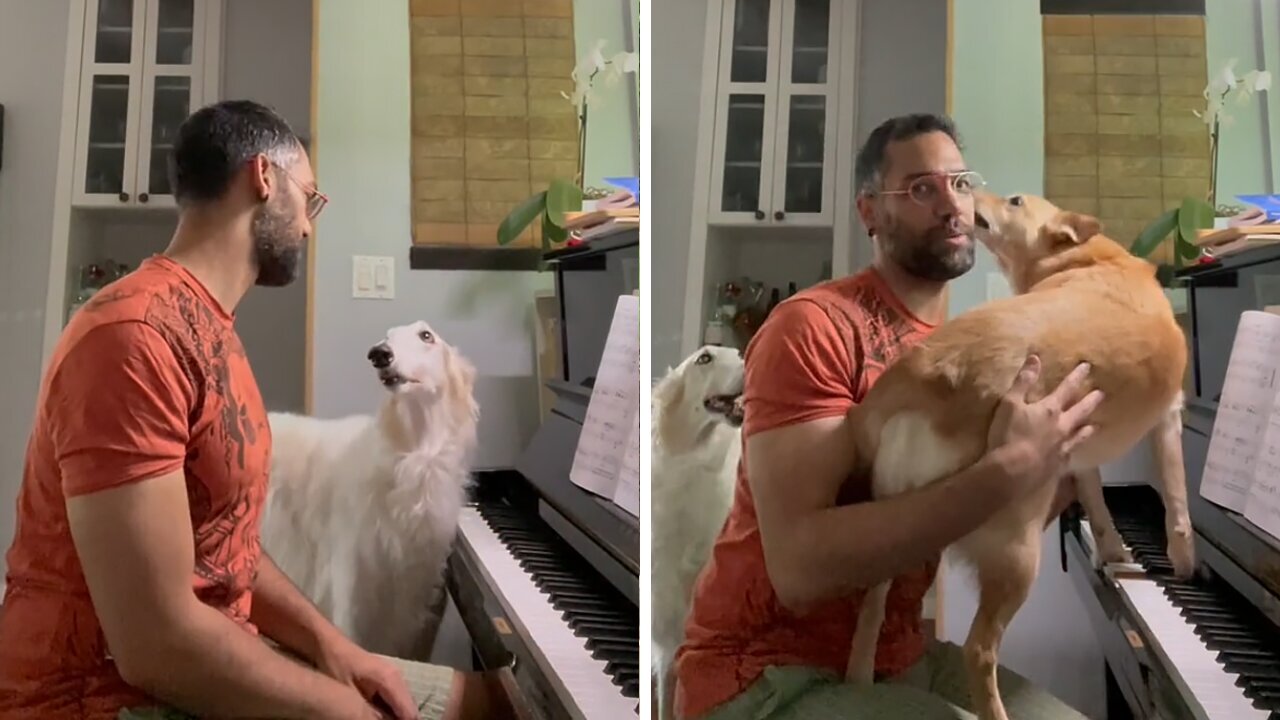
xmin=0 ymin=255 xmax=272 ymax=719
xmin=675 ymin=268 xmax=941 ymax=718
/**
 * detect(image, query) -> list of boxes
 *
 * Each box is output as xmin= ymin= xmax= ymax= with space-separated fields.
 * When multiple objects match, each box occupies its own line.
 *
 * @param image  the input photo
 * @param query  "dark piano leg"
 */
xmin=1105 ymin=661 xmax=1135 ymax=720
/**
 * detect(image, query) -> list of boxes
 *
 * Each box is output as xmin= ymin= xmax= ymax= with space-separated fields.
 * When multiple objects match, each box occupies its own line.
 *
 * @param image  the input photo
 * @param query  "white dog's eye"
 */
xmin=695 ymin=352 xmax=712 ymax=365
xmin=1009 ymin=195 xmax=1024 ymax=207
xmin=419 ymin=330 xmax=435 ymax=343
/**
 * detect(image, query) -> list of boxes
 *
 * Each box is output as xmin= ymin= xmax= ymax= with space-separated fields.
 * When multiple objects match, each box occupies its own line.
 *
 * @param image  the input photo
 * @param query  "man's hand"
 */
xmin=315 ymin=635 xmax=418 ymax=720
xmin=987 ymin=355 xmax=1104 ymax=500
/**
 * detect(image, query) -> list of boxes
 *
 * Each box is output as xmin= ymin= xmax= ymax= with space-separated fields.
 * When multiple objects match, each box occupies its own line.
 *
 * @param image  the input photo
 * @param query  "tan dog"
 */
xmin=842 ymin=191 xmax=1195 ymax=720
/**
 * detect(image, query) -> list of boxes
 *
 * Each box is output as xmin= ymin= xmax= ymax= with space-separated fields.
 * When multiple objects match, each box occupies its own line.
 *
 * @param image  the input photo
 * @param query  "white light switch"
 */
xmin=352 ymin=255 xmax=395 ymax=300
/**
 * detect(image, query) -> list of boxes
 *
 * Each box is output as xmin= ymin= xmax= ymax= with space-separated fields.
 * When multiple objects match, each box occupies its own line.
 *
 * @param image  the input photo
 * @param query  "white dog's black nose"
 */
xmin=368 ymin=344 xmax=393 ymax=369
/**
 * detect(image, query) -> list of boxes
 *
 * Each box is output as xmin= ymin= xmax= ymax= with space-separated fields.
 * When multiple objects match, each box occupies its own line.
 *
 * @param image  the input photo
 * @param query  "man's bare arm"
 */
xmin=251 ymin=554 xmax=343 ymax=663
xmin=749 ymin=415 xmax=1021 ymax=613
xmin=67 ymin=471 xmax=378 ymax=720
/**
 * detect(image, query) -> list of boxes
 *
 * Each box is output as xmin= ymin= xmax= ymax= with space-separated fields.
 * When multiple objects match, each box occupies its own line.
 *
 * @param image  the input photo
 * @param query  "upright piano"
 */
xmin=446 ymin=230 xmax=642 ymax=720
xmin=1063 ymin=244 xmax=1280 ymax=720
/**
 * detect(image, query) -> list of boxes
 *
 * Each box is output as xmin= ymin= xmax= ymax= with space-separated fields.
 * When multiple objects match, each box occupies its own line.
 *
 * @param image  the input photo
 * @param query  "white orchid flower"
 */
xmin=1206 ymin=58 xmax=1238 ymax=99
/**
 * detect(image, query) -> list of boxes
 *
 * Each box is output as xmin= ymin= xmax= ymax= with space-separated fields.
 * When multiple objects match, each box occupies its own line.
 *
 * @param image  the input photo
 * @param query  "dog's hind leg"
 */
xmin=1073 ymin=467 xmax=1131 ymax=568
xmin=963 ymin=531 xmax=1041 ymax=720
xmin=1151 ymin=398 xmax=1195 ymax=579
xmin=844 ymin=580 xmax=890 ymax=686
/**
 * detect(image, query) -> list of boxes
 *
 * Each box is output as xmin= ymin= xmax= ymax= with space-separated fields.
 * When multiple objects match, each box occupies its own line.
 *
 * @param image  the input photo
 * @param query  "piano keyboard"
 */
xmin=1117 ymin=578 xmax=1271 ymax=719
xmin=1106 ymin=510 xmax=1280 ymax=717
xmin=457 ymin=502 xmax=640 ymax=719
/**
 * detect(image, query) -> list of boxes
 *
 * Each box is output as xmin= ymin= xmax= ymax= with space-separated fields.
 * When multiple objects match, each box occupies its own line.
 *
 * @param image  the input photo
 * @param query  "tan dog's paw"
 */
xmin=844 ymin=656 xmax=875 ymax=687
xmin=1167 ymin=534 xmax=1196 ymax=579
xmin=1093 ymin=530 xmax=1132 ymax=566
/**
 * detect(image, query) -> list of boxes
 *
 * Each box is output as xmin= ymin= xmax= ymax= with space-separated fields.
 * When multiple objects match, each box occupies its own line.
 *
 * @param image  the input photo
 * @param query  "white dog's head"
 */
xmin=653 ymin=345 xmax=745 ymax=450
xmin=367 ymin=321 xmax=479 ymax=421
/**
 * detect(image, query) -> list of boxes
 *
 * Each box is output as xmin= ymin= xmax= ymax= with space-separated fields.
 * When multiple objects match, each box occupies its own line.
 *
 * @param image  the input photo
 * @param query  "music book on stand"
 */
xmin=568 ymin=294 xmax=641 ymax=518
xmin=1198 ymin=310 xmax=1280 ymax=541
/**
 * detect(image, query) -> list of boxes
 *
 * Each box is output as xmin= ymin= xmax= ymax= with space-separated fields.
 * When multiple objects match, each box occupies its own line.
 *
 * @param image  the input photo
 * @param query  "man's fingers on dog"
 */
xmin=1062 ymin=424 xmax=1096 ymax=454
xmin=1043 ymin=361 xmax=1092 ymax=409
xmin=1062 ymin=388 xmax=1105 ymax=430
xmin=1005 ymin=355 xmax=1041 ymax=401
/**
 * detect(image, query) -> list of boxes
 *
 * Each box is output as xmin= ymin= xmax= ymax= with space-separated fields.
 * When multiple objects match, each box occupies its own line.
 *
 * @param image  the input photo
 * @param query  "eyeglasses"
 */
xmin=875 ymin=170 xmax=985 ymax=206
xmin=269 ymin=159 xmax=329 ymax=219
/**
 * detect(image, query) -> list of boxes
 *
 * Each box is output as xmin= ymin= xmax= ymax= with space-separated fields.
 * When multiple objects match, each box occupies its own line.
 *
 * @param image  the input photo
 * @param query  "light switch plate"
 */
xmin=352 ymin=255 xmax=395 ymax=299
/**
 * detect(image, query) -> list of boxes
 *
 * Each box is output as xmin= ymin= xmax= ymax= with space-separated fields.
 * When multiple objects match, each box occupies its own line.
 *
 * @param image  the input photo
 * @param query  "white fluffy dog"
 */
xmin=650 ymin=345 xmax=745 ymax=720
xmin=261 ymin=320 xmax=480 ymax=659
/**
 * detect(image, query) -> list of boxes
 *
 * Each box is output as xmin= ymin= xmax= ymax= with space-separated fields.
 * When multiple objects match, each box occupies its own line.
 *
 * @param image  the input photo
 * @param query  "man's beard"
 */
xmin=250 ymin=195 xmax=303 ymax=287
xmin=880 ymin=218 xmax=976 ymax=283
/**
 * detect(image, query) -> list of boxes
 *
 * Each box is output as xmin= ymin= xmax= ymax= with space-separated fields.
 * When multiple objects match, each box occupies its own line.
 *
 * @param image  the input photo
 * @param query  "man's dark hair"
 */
xmin=854 ymin=113 xmax=961 ymax=195
xmin=169 ymin=99 xmax=302 ymax=206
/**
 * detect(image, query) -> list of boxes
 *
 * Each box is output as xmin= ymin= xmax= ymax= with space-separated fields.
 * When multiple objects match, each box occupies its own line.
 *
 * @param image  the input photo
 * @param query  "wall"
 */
xmin=1206 ymin=0 xmax=1276 ymax=199
xmin=573 ymin=0 xmax=640 ymax=187
xmin=0 ymin=0 xmax=71 ymax=583
xmin=222 ymin=0 xmax=312 ymax=414
xmin=650 ymin=0 xmax=708 ymax=370
xmin=947 ymin=2 xmax=1101 ymax=718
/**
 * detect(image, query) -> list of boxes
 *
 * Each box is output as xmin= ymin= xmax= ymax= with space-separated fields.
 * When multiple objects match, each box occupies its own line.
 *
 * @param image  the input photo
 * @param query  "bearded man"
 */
xmin=672 ymin=114 xmax=1093 ymax=720
xmin=0 ymin=101 xmax=507 ymax=720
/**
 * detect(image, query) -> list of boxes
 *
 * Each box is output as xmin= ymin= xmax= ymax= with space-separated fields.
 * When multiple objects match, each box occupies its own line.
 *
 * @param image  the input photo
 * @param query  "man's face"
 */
xmin=251 ymin=151 xmax=316 ymax=288
xmin=859 ymin=131 xmax=977 ymax=283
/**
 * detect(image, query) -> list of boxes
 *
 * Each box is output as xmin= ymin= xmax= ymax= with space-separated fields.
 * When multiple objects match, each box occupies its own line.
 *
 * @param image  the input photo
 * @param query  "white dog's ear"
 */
xmin=651 ymin=368 xmax=688 ymax=450
xmin=443 ymin=344 xmax=480 ymax=424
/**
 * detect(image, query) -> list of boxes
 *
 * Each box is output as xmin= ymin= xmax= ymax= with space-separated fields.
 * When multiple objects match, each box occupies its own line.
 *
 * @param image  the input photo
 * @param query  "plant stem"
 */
xmin=577 ymin=103 xmax=589 ymax=188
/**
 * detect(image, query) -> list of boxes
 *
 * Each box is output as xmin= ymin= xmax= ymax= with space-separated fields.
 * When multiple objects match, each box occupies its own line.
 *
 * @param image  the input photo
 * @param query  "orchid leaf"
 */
xmin=1132 ymin=208 xmax=1177 ymax=258
xmin=545 ymin=178 xmax=583 ymax=228
xmin=497 ymin=191 xmax=547 ymax=246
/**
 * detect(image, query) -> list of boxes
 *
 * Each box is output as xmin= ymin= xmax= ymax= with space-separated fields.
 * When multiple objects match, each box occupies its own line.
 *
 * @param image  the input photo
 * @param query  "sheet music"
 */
xmin=611 ymin=410 xmax=641 ymax=517
xmin=569 ymin=295 xmax=641 ymax=506
xmin=1200 ymin=311 xmax=1280 ymax=512
xmin=1244 ymin=408 xmax=1280 ymax=540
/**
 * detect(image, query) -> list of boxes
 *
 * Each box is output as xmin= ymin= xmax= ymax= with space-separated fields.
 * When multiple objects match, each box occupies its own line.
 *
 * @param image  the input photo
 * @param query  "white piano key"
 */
xmin=457 ymin=506 xmax=635 ymax=720
xmin=1116 ymin=578 xmax=1269 ymax=720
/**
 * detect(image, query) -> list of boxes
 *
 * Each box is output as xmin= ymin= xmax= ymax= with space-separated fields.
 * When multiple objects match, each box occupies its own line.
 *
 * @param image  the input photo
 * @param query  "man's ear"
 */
xmin=1042 ymin=211 xmax=1102 ymax=246
xmin=855 ymin=192 xmax=878 ymax=237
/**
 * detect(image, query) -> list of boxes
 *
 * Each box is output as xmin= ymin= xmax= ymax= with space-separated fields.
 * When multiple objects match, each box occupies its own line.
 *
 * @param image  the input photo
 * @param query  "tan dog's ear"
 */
xmin=1042 ymin=211 xmax=1103 ymax=247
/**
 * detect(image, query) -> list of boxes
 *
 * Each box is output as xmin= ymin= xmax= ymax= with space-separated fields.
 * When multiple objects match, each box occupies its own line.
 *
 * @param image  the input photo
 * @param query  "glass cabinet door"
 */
xmin=76 ymin=0 xmax=145 ymax=205
xmin=710 ymin=0 xmax=780 ymax=223
xmin=769 ymin=0 xmax=838 ymax=225
xmin=136 ymin=0 xmax=201 ymax=205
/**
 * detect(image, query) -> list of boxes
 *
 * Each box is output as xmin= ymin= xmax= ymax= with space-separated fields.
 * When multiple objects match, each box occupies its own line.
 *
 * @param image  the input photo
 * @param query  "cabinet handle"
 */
xmin=138 ymin=193 xmax=149 ymax=203
xmin=118 ymin=192 xmax=129 ymax=202
xmin=754 ymin=209 xmax=765 ymax=220
xmin=774 ymin=210 xmax=785 ymax=221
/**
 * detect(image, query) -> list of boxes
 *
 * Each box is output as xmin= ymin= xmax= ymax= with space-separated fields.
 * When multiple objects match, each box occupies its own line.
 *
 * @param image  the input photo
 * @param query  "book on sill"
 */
xmin=1198 ymin=310 xmax=1280 ymax=541
xmin=1196 ymin=225 xmax=1280 ymax=258
xmin=567 ymin=294 xmax=640 ymax=518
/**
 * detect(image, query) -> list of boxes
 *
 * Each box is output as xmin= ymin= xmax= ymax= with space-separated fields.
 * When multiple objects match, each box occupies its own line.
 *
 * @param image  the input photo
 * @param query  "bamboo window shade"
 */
xmin=408 ymin=0 xmax=581 ymax=249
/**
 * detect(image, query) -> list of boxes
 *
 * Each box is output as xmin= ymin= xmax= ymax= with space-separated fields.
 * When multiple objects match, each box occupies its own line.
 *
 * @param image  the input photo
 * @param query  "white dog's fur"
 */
xmin=260 ymin=321 xmax=480 ymax=659
xmin=650 ymin=345 xmax=745 ymax=720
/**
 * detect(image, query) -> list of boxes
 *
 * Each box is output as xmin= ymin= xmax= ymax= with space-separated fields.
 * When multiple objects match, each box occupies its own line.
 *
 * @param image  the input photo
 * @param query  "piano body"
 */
xmin=1063 ymin=243 xmax=1280 ymax=720
xmin=446 ymin=230 xmax=641 ymax=720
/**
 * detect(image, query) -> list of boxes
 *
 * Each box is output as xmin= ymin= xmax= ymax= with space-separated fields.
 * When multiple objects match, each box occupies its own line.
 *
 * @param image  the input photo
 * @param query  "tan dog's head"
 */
xmin=973 ymin=190 xmax=1104 ymax=293
xmin=367 ymin=321 xmax=479 ymax=424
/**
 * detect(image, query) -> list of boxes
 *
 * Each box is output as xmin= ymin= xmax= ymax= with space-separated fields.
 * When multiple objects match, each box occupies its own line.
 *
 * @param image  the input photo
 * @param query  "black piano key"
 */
xmin=621 ymin=679 xmax=640 ymax=698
